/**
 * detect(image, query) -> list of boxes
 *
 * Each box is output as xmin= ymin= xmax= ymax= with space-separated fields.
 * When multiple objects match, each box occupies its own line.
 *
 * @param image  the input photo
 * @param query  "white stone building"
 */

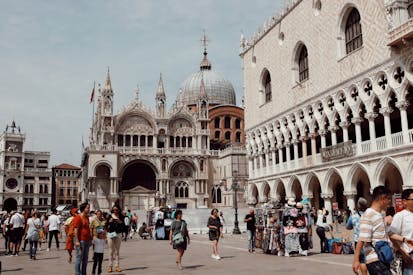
xmin=0 ymin=121 xmax=52 ymax=212
xmin=82 ymin=42 xmax=248 ymax=211
xmin=241 ymin=0 xmax=413 ymax=220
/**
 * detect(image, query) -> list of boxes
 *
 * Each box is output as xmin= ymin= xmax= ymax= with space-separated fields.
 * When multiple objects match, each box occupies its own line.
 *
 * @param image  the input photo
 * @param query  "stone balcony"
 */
xmin=388 ymin=17 xmax=413 ymax=47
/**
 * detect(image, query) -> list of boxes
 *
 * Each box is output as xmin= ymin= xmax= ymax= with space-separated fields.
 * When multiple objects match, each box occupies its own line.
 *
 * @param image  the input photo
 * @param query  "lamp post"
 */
xmin=232 ymin=180 xmax=241 ymax=234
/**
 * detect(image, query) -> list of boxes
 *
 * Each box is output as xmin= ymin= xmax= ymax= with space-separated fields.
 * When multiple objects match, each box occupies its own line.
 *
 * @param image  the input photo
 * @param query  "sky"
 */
xmin=0 ymin=0 xmax=285 ymax=166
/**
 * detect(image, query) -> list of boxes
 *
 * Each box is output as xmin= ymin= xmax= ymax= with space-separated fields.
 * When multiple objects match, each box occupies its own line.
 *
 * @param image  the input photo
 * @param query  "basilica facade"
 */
xmin=82 ymin=45 xmax=247 ymax=211
xmin=241 ymin=0 xmax=413 ymax=220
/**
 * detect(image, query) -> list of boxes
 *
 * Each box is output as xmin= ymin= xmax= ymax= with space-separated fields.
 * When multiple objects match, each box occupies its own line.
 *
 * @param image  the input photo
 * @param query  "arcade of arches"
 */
xmin=248 ymin=158 xmax=410 ymax=222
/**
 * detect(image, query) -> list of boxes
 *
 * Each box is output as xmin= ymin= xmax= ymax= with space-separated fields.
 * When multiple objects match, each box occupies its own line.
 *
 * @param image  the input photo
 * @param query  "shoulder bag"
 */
xmin=372 ymin=217 xmax=394 ymax=264
xmin=172 ymin=221 xmax=185 ymax=245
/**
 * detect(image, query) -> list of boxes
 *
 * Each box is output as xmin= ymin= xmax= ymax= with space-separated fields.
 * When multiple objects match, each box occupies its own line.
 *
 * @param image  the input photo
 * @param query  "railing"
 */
xmin=391 ymin=131 xmax=404 ymax=147
xmin=24 ymin=168 xmax=52 ymax=173
xmin=376 ymin=136 xmax=387 ymax=151
xmin=361 ymin=140 xmax=371 ymax=154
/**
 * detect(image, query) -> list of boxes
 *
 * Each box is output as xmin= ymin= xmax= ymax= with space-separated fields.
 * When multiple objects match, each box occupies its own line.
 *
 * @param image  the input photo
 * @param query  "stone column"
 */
xmin=340 ymin=122 xmax=350 ymax=143
xmin=310 ymin=133 xmax=317 ymax=160
xmin=300 ymin=136 xmax=308 ymax=166
xmin=380 ymin=107 xmax=393 ymax=148
xmin=365 ymin=112 xmax=377 ymax=151
xmin=329 ymin=126 xmax=338 ymax=145
xmin=278 ymin=145 xmax=284 ymax=167
xmin=123 ymin=135 xmax=126 ymax=147
xmin=319 ymin=130 xmax=327 ymax=148
xmin=344 ymin=191 xmax=357 ymax=213
xmin=285 ymin=142 xmax=291 ymax=169
xmin=396 ymin=101 xmax=410 ymax=144
xmin=272 ymin=148 xmax=277 ymax=167
xmin=265 ymin=150 xmax=270 ymax=173
xmin=352 ymin=117 xmax=363 ymax=154
xmin=293 ymin=140 xmax=299 ymax=167
xmin=321 ymin=193 xmax=334 ymax=224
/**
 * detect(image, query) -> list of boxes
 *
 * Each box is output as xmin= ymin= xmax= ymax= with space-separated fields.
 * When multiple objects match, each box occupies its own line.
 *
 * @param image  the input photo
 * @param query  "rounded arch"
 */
xmin=337 ymin=3 xmax=363 ymax=56
xmin=374 ymin=157 xmax=404 ymax=193
xmin=260 ymin=68 xmax=272 ymax=104
xmin=292 ymin=42 xmax=309 ymax=83
xmin=169 ymin=159 xmax=196 ymax=178
xmin=115 ymin=111 xmax=156 ymax=134
xmin=92 ymin=161 xmax=113 ymax=178
xmin=120 ymin=160 xmax=158 ymax=191
xmin=3 ymin=198 xmax=17 ymax=213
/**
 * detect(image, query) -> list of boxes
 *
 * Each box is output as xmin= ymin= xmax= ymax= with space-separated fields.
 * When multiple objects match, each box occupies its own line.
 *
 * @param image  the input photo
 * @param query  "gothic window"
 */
xmin=175 ymin=182 xmax=189 ymax=198
xmin=263 ymin=71 xmax=272 ymax=102
xmin=298 ymin=45 xmax=309 ymax=82
xmin=224 ymin=117 xmax=231 ymax=128
xmin=236 ymin=132 xmax=241 ymax=143
xmin=235 ymin=119 xmax=241 ymax=129
xmin=214 ymin=117 xmax=220 ymax=128
xmin=211 ymin=186 xmax=222 ymax=203
xmin=215 ymin=131 xmax=220 ymax=139
xmin=345 ymin=8 xmax=363 ymax=54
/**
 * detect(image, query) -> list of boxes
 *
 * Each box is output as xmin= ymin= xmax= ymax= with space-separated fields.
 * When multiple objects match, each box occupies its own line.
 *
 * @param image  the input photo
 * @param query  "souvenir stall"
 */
xmin=255 ymin=201 xmax=284 ymax=255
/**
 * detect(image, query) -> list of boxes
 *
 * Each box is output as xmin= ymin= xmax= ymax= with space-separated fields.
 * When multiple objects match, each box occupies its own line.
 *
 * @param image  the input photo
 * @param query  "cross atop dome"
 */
xmin=200 ymin=29 xmax=209 ymax=55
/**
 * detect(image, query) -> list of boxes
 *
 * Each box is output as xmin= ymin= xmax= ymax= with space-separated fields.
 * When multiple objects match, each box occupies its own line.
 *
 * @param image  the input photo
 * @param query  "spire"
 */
xmin=105 ymin=67 xmax=112 ymax=90
xmin=200 ymin=30 xmax=212 ymax=71
xmin=156 ymin=73 xmax=166 ymax=98
xmin=134 ymin=84 xmax=140 ymax=102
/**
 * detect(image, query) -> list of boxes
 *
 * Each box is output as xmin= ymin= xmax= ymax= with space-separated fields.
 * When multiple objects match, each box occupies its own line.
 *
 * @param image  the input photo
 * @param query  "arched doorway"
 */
xmin=3 ymin=198 xmax=17 ymax=212
xmin=121 ymin=162 xmax=156 ymax=191
xmin=170 ymin=161 xmax=195 ymax=209
xmin=378 ymin=161 xmax=403 ymax=195
xmin=350 ymin=165 xmax=372 ymax=203
xmin=276 ymin=181 xmax=286 ymax=204
xmin=121 ymin=161 xmax=157 ymax=210
xmin=308 ymin=175 xmax=323 ymax=209
xmin=328 ymin=171 xmax=346 ymax=210
xmin=291 ymin=179 xmax=303 ymax=202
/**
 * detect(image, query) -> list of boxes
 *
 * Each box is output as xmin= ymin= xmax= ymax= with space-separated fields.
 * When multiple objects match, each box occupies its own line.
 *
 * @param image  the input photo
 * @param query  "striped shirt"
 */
xmin=358 ymin=208 xmax=388 ymax=264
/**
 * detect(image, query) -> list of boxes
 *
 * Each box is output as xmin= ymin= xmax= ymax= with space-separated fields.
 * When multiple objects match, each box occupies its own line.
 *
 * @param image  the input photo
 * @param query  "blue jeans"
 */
xmin=75 ymin=240 xmax=91 ymax=275
xmin=29 ymin=240 xmax=38 ymax=257
xmin=247 ymin=230 xmax=256 ymax=251
xmin=403 ymin=254 xmax=413 ymax=275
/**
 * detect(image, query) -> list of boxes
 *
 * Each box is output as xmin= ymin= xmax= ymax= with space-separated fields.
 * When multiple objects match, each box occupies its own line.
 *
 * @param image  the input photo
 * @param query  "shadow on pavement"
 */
xmin=220 ymin=256 xmax=235 ymax=259
xmin=123 ymin=266 xmax=148 ymax=271
xmin=184 ymin=265 xmax=204 ymax=269
xmin=1 ymin=267 xmax=24 ymax=272
xmin=37 ymin=257 xmax=60 ymax=261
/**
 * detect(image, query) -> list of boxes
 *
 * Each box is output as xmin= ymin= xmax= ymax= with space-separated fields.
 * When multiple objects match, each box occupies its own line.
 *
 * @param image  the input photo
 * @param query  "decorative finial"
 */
xmin=134 ymin=84 xmax=140 ymax=102
xmin=199 ymin=30 xmax=212 ymax=71
xmin=200 ymin=29 xmax=209 ymax=55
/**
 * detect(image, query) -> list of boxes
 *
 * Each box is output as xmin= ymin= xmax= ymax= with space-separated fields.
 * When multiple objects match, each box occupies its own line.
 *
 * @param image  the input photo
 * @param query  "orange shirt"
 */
xmin=73 ymin=214 xmax=92 ymax=242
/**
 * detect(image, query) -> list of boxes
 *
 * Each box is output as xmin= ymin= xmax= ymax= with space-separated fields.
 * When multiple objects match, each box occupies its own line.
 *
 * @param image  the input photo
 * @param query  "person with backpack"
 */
xmin=169 ymin=210 xmax=189 ymax=270
xmin=347 ymin=197 xmax=368 ymax=275
xmin=73 ymin=202 xmax=92 ymax=275
xmin=353 ymin=186 xmax=393 ymax=275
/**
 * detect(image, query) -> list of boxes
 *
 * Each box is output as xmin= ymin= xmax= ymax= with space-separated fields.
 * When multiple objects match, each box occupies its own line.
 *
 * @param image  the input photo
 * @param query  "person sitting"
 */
xmin=138 ymin=223 xmax=150 ymax=239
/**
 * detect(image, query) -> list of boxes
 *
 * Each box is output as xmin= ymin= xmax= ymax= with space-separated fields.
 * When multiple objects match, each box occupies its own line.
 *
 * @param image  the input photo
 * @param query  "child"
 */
xmin=92 ymin=228 xmax=106 ymax=275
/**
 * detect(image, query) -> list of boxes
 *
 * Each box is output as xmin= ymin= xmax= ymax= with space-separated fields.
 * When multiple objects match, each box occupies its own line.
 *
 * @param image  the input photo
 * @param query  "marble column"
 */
xmin=340 ymin=122 xmax=350 ymax=143
xmin=321 ymin=193 xmax=334 ymax=224
xmin=396 ymin=101 xmax=410 ymax=144
xmin=319 ymin=130 xmax=327 ymax=148
xmin=352 ymin=117 xmax=363 ymax=154
xmin=344 ymin=191 xmax=356 ymax=213
xmin=293 ymin=140 xmax=299 ymax=167
xmin=380 ymin=107 xmax=393 ymax=149
xmin=285 ymin=142 xmax=291 ymax=169
xmin=365 ymin=112 xmax=377 ymax=151
xmin=329 ymin=126 xmax=338 ymax=145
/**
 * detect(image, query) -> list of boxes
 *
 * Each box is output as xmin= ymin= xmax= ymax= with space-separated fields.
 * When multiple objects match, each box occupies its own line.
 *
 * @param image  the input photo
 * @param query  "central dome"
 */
xmin=177 ymin=52 xmax=236 ymax=107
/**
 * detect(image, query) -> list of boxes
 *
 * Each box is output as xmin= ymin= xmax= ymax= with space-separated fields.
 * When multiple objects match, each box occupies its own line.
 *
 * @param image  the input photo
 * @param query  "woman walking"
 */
xmin=169 ymin=210 xmax=189 ymax=270
xmin=106 ymin=205 xmax=124 ymax=273
xmin=207 ymin=208 xmax=223 ymax=260
xmin=25 ymin=211 xmax=41 ymax=260
xmin=64 ymin=208 xmax=77 ymax=263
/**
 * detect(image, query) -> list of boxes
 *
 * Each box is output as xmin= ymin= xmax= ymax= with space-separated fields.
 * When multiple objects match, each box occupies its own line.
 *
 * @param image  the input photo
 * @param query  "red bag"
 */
xmin=332 ymin=242 xmax=343 ymax=254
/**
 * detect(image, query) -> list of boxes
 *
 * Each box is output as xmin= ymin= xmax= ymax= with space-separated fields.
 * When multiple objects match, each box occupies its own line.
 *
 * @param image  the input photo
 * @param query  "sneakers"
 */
xmin=211 ymin=254 xmax=221 ymax=260
xmin=47 ymin=248 xmax=50 ymax=252
xmin=115 ymin=266 xmax=121 ymax=272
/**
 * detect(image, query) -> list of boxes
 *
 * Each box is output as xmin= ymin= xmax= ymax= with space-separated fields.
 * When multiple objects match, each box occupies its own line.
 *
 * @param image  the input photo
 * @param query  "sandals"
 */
xmin=107 ymin=266 xmax=113 ymax=273
xmin=115 ymin=266 xmax=122 ymax=272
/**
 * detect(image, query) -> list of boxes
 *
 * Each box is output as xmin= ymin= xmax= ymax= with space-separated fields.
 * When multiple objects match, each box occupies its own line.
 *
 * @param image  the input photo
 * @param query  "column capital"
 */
xmin=380 ymin=107 xmax=393 ymax=116
xmin=339 ymin=121 xmax=350 ymax=129
xmin=365 ymin=112 xmax=378 ymax=121
xmin=309 ymin=132 xmax=317 ymax=139
xmin=319 ymin=129 xmax=327 ymax=137
xmin=321 ymin=193 xmax=334 ymax=199
xmin=396 ymin=100 xmax=410 ymax=111
xmin=328 ymin=125 xmax=339 ymax=133
xmin=300 ymin=135 xmax=308 ymax=142
xmin=292 ymin=139 xmax=300 ymax=145
xmin=343 ymin=191 xmax=357 ymax=197
xmin=351 ymin=117 xmax=364 ymax=125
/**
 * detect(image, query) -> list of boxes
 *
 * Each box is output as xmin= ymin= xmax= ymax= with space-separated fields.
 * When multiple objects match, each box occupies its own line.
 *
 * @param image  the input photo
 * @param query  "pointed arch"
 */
xmin=373 ymin=157 xmax=404 ymax=192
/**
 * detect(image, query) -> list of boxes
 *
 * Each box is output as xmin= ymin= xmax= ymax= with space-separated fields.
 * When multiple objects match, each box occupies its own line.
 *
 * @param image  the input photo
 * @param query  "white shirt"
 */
xmin=389 ymin=209 xmax=413 ymax=253
xmin=10 ymin=213 xmax=25 ymax=228
xmin=48 ymin=214 xmax=61 ymax=231
xmin=93 ymin=238 xmax=105 ymax=253
xmin=124 ymin=216 xmax=130 ymax=226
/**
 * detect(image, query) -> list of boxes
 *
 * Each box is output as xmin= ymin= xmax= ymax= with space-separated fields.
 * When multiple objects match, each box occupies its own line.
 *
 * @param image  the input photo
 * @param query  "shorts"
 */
xmin=10 ymin=227 xmax=24 ymax=243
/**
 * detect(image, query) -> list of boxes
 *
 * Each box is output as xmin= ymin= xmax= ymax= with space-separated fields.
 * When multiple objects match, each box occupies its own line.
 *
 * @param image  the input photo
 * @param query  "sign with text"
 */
xmin=321 ymin=141 xmax=354 ymax=162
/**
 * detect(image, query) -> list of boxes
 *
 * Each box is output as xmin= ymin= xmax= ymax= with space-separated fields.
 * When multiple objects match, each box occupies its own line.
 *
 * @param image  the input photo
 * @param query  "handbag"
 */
xmin=107 ymin=231 xmax=118 ymax=239
xmin=373 ymin=240 xmax=394 ymax=264
xmin=332 ymin=242 xmax=343 ymax=254
xmin=172 ymin=221 xmax=185 ymax=245
xmin=342 ymin=242 xmax=354 ymax=254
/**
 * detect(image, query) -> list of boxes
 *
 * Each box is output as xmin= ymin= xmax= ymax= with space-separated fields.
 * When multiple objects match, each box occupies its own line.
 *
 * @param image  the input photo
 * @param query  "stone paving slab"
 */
xmin=0 ymin=232 xmax=354 ymax=275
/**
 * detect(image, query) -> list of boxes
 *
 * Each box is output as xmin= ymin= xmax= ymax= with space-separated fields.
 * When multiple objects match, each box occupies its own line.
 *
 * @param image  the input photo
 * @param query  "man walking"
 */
xmin=353 ymin=186 xmax=392 ymax=275
xmin=47 ymin=208 xmax=61 ymax=251
xmin=9 ymin=210 xmax=25 ymax=256
xmin=244 ymin=208 xmax=256 ymax=253
xmin=73 ymin=202 xmax=92 ymax=275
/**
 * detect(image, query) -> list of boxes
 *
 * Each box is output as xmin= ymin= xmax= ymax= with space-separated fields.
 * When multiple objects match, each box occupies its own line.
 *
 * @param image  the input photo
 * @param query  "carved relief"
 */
xmin=118 ymin=115 xmax=154 ymax=135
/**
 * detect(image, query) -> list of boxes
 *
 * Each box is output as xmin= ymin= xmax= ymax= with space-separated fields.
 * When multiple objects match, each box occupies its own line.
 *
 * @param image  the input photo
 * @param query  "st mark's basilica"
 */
xmin=81 ymin=36 xmax=247 ymax=211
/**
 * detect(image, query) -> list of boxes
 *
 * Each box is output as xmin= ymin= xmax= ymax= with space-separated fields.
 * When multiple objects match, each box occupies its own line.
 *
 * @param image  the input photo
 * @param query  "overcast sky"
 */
xmin=0 ymin=0 xmax=284 ymax=166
